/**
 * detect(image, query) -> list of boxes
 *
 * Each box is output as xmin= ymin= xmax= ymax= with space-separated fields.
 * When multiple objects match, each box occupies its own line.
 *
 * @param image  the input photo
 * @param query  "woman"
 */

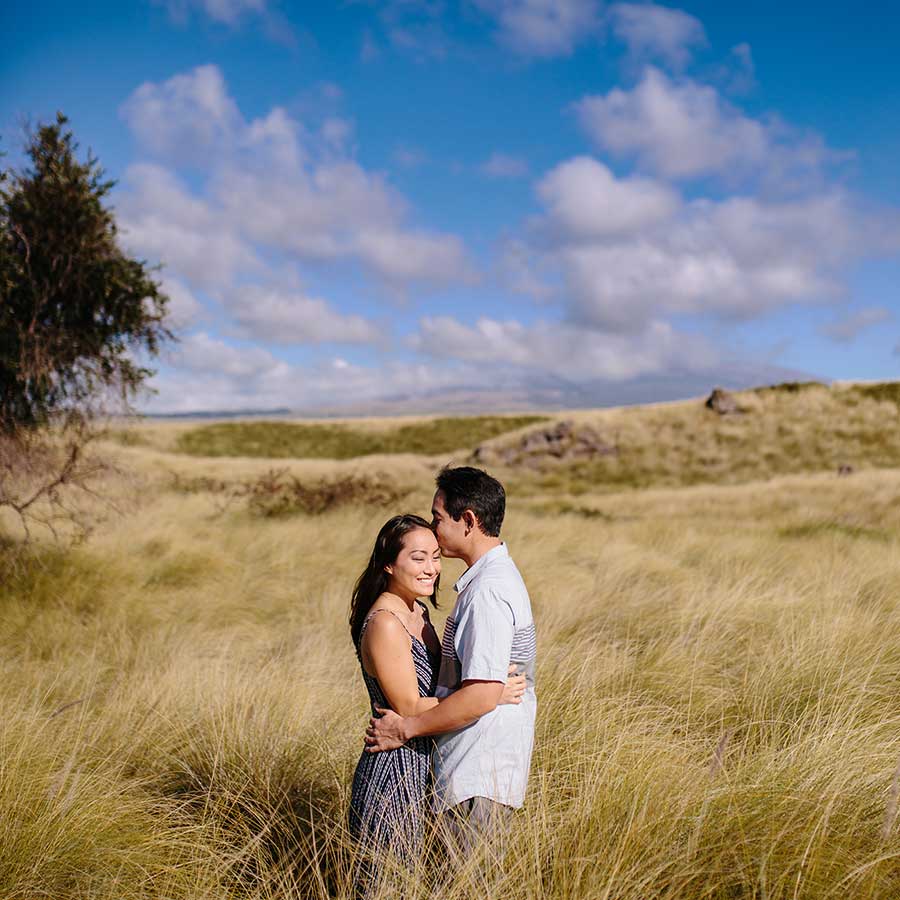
xmin=348 ymin=514 xmax=523 ymax=892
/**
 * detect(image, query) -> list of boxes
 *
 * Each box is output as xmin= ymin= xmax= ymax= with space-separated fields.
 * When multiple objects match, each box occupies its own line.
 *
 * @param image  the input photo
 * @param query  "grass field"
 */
xmin=173 ymin=414 xmax=549 ymax=459
xmin=4 ymin=385 xmax=900 ymax=898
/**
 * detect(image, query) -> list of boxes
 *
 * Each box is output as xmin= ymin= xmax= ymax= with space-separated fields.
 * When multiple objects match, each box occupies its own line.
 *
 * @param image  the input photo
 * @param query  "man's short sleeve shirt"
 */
xmin=432 ymin=543 xmax=537 ymax=811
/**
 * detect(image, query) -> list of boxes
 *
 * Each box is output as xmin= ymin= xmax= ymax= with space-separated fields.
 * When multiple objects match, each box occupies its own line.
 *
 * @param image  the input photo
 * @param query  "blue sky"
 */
xmin=3 ymin=0 xmax=900 ymax=413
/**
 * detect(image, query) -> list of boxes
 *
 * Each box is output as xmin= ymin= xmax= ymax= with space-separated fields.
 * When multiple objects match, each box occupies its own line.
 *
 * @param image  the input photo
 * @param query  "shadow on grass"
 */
xmin=152 ymin=739 xmax=350 ymax=897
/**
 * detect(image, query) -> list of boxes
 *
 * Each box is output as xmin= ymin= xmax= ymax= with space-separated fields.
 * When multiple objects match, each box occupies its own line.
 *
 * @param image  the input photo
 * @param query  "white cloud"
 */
xmin=159 ymin=277 xmax=204 ymax=329
xmin=370 ymin=0 xmax=452 ymax=61
xmin=519 ymin=153 xmax=892 ymax=333
xmin=361 ymin=30 xmax=382 ymax=62
xmin=819 ymin=307 xmax=891 ymax=343
xmin=119 ymin=65 xmax=472 ymax=290
xmin=480 ymin=152 xmax=529 ymax=179
xmin=554 ymin=192 xmax=865 ymax=331
xmin=156 ymin=0 xmax=267 ymax=26
xmin=198 ymin=0 xmax=265 ymax=24
xmin=213 ymin=160 xmax=470 ymax=283
xmin=575 ymin=67 xmax=768 ymax=179
xmin=121 ymin=64 xmax=241 ymax=165
xmin=411 ymin=315 xmax=719 ymax=381
xmin=473 ymin=0 xmax=601 ymax=57
xmin=499 ymin=238 xmax=558 ymax=300
xmin=609 ymin=3 xmax=707 ymax=70
xmin=224 ymin=285 xmax=382 ymax=345
xmin=394 ymin=145 xmax=427 ymax=168
xmin=144 ymin=342 xmax=472 ymax=414
xmin=574 ymin=67 xmax=835 ymax=184
xmin=387 ymin=22 xmax=450 ymax=60
xmin=144 ymin=317 xmax=725 ymax=415
xmin=355 ymin=229 xmax=472 ymax=285
xmin=536 ymin=156 xmax=679 ymax=239
xmin=721 ymin=42 xmax=756 ymax=94
xmin=213 ymin=160 xmax=398 ymax=261
xmin=242 ymin=107 xmax=307 ymax=169
xmin=320 ymin=116 xmax=355 ymax=153
xmin=175 ymin=331 xmax=288 ymax=379
xmin=122 ymin=67 xmax=308 ymax=169
xmin=118 ymin=163 xmax=261 ymax=291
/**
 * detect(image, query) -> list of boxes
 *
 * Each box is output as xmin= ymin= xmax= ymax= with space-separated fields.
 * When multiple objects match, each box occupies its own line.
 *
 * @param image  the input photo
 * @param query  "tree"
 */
xmin=0 ymin=114 xmax=171 ymax=539
xmin=1 ymin=113 xmax=170 ymax=430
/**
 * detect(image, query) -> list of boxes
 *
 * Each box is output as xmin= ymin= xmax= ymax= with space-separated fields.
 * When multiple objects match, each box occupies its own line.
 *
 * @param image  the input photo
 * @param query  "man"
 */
xmin=365 ymin=465 xmax=537 ymax=849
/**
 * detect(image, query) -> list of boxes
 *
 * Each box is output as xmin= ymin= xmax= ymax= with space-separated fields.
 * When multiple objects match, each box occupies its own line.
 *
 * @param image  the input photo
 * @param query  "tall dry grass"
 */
xmin=3 ymin=438 xmax=900 ymax=897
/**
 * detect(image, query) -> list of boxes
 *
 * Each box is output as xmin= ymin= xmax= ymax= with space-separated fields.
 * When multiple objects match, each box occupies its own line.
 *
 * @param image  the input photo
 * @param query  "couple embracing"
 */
xmin=348 ymin=465 xmax=537 ymax=893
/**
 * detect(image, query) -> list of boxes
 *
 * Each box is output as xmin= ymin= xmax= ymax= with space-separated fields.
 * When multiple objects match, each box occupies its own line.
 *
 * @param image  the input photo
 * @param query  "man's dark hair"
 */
xmin=435 ymin=465 xmax=505 ymax=537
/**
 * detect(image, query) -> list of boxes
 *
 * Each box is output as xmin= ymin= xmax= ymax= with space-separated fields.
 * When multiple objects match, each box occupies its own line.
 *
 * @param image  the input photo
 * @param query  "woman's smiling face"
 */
xmin=385 ymin=527 xmax=441 ymax=599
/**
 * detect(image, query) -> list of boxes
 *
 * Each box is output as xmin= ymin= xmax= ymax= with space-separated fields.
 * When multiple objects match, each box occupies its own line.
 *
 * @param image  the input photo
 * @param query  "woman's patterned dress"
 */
xmin=349 ymin=604 xmax=439 ymax=892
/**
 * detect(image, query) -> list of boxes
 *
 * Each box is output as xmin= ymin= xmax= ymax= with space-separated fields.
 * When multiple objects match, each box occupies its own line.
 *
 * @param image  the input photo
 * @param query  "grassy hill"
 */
xmin=172 ymin=414 xmax=548 ymax=459
xmin=109 ymin=381 xmax=900 ymax=494
xmin=4 ymin=382 xmax=900 ymax=899
xmin=482 ymin=380 xmax=900 ymax=493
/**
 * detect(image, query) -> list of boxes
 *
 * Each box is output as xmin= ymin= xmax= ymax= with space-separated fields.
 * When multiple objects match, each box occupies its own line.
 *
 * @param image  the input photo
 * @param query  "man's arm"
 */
xmin=365 ymin=679 xmax=503 ymax=751
xmin=366 ymin=588 xmax=516 ymax=752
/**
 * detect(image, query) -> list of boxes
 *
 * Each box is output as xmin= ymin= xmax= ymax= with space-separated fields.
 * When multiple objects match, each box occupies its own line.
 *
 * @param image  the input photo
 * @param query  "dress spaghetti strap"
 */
xmin=359 ymin=607 xmax=416 ymax=642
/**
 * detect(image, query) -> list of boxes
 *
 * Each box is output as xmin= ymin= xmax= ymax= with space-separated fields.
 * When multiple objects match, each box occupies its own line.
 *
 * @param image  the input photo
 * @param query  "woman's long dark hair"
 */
xmin=349 ymin=514 xmax=439 ymax=653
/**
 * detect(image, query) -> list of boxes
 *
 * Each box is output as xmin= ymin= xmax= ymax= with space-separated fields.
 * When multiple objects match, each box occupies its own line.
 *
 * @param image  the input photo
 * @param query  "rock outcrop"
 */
xmin=472 ymin=420 xmax=618 ymax=468
xmin=705 ymin=388 xmax=740 ymax=415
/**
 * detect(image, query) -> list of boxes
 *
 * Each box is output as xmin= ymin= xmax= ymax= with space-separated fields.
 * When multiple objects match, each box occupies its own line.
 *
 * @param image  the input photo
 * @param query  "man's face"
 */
xmin=431 ymin=490 xmax=468 ymax=559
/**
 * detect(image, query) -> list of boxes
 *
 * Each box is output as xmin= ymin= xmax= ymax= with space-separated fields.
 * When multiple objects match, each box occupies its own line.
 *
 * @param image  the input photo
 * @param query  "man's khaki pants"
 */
xmin=439 ymin=796 xmax=514 ymax=862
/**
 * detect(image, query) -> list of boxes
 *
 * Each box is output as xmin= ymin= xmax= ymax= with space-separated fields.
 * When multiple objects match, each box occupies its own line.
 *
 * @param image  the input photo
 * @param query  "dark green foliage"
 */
xmin=778 ymin=521 xmax=891 ymax=542
xmin=170 ymin=468 xmax=408 ymax=516
xmin=850 ymin=381 xmax=900 ymax=408
xmin=529 ymin=501 xmax=614 ymax=521
xmin=175 ymin=415 xmax=548 ymax=459
xmin=751 ymin=381 xmax=827 ymax=395
xmin=0 ymin=114 xmax=170 ymax=432
xmin=244 ymin=469 xmax=407 ymax=517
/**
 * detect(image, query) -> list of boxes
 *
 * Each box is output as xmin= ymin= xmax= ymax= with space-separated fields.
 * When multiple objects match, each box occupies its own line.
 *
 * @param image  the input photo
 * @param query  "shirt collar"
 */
xmin=454 ymin=542 xmax=508 ymax=594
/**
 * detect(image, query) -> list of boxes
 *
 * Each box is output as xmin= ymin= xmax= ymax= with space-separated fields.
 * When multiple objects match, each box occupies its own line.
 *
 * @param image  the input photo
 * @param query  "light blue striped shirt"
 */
xmin=433 ymin=543 xmax=537 ymax=810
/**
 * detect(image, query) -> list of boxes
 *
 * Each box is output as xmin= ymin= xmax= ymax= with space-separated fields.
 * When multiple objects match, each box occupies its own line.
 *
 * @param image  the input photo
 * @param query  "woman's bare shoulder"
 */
xmin=360 ymin=605 xmax=410 ymax=642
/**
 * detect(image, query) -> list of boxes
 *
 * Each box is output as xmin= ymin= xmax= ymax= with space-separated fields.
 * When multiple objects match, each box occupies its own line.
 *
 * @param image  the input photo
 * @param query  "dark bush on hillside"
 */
xmin=245 ymin=470 xmax=406 ymax=517
xmin=851 ymin=382 xmax=900 ymax=408
xmin=171 ymin=469 xmax=407 ymax=517
xmin=752 ymin=381 xmax=827 ymax=395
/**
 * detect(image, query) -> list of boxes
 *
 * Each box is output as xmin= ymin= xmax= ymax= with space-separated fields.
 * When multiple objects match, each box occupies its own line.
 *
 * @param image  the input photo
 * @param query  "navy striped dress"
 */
xmin=349 ymin=604 xmax=439 ymax=884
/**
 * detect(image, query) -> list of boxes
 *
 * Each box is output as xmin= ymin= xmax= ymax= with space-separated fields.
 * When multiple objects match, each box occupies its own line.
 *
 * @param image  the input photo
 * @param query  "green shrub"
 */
xmin=170 ymin=469 xmax=408 ymax=517
xmin=245 ymin=470 xmax=407 ymax=517
xmin=751 ymin=380 xmax=827 ymax=394
xmin=778 ymin=521 xmax=891 ymax=541
xmin=851 ymin=381 xmax=900 ymax=408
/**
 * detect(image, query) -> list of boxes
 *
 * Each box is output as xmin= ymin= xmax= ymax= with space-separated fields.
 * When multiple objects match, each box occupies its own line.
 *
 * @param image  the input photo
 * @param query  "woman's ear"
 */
xmin=384 ymin=565 xmax=393 ymax=575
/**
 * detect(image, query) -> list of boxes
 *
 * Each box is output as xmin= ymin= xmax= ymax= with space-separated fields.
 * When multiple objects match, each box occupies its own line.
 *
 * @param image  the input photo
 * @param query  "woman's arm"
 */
xmin=361 ymin=613 xmax=438 ymax=717
xmin=366 ymin=680 xmax=503 ymax=751
xmin=362 ymin=613 xmax=525 ymax=720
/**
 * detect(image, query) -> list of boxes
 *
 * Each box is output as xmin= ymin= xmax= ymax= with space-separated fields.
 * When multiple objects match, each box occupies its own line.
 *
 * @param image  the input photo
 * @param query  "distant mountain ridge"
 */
xmin=141 ymin=364 xmax=818 ymax=419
